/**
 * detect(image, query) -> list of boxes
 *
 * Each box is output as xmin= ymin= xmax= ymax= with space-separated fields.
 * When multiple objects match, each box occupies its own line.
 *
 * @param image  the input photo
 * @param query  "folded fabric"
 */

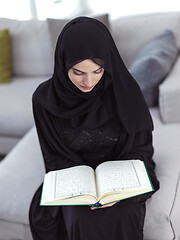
xmin=0 ymin=29 xmax=12 ymax=83
xmin=129 ymin=29 xmax=179 ymax=107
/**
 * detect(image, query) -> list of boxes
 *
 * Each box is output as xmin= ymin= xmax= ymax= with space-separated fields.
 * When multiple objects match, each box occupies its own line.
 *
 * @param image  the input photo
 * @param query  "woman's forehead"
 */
xmin=72 ymin=59 xmax=103 ymax=70
xmin=67 ymin=58 xmax=105 ymax=72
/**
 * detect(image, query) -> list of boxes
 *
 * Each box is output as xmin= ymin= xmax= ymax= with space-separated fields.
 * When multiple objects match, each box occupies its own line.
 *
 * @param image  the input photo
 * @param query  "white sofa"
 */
xmin=1 ymin=12 xmax=180 ymax=240
xmin=0 ymin=18 xmax=53 ymax=155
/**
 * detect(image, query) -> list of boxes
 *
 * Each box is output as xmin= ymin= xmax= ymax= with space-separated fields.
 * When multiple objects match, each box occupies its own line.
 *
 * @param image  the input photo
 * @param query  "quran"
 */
xmin=40 ymin=159 xmax=154 ymax=206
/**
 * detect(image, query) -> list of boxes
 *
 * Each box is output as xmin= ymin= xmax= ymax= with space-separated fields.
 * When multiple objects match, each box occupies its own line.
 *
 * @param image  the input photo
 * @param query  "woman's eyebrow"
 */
xmin=72 ymin=66 xmax=102 ymax=73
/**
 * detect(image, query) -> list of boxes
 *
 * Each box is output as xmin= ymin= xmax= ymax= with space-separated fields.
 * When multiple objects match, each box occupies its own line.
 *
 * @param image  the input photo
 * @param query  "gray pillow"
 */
xmin=47 ymin=13 xmax=110 ymax=54
xmin=129 ymin=29 xmax=179 ymax=107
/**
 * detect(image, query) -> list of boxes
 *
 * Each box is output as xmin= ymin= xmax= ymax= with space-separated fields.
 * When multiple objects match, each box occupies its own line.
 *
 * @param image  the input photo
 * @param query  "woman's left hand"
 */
xmin=91 ymin=201 xmax=118 ymax=210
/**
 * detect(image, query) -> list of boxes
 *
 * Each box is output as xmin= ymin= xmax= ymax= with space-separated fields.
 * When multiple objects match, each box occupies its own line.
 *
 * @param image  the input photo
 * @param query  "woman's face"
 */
xmin=68 ymin=59 xmax=104 ymax=92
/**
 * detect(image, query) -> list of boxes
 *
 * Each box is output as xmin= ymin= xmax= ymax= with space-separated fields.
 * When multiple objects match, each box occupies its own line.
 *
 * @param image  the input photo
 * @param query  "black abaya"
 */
xmin=62 ymin=199 xmax=146 ymax=240
xmin=29 ymin=101 xmax=158 ymax=239
xmin=29 ymin=16 xmax=159 ymax=240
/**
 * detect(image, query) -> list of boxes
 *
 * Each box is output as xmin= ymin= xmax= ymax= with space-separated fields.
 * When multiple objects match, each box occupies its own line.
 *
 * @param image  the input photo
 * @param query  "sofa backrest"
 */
xmin=110 ymin=12 xmax=180 ymax=67
xmin=0 ymin=18 xmax=53 ymax=77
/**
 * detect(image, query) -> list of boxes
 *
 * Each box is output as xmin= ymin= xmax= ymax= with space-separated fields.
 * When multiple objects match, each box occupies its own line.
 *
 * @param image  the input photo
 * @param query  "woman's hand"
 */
xmin=91 ymin=201 xmax=118 ymax=210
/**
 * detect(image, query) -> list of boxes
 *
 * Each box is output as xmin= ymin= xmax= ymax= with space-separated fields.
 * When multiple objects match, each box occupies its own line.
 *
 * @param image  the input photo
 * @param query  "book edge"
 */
xmin=40 ymin=175 xmax=46 ymax=206
xmin=142 ymin=161 xmax=155 ymax=192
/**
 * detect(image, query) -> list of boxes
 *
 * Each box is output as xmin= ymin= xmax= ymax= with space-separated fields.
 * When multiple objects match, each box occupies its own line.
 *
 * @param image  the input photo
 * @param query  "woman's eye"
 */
xmin=72 ymin=68 xmax=103 ymax=75
xmin=94 ymin=68 xmax=103 ymax=74
xmin=73 ymin=70 xmax=82 ymax=76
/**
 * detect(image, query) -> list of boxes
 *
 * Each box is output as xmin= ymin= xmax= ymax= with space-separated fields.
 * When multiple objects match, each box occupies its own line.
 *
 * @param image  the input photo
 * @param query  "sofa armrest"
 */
xmin=159 ymin=54 xmax=180 ymax=123
xmin=170 ymin=172 xmax=180 ymax=240
xmin=0 ymin=126 xmax=45 ymax=225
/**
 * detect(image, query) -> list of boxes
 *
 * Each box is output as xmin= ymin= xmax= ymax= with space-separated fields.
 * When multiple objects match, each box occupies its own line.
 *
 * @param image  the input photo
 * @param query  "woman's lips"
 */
xmin=80 ymin=85 xmax=95 ymax=90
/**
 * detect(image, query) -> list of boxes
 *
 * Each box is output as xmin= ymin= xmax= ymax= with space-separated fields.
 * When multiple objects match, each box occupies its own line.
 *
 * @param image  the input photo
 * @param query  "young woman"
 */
xmin=29 ymin=16 xmax=159 ymax=240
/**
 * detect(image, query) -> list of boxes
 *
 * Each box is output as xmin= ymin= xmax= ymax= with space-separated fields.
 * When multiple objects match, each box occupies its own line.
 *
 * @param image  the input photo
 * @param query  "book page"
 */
xmin=54 ymin=165 xmax=97 ymax=200
xmin=95 ymin=160 xmax=141 ymax=198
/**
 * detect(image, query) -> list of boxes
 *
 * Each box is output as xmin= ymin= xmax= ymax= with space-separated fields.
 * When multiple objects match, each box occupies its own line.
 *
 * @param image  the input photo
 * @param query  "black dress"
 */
xmin=29 ymin=119 xmax=154 ymax=240
xmin=29 ymin=16 xmax=159 ymax=240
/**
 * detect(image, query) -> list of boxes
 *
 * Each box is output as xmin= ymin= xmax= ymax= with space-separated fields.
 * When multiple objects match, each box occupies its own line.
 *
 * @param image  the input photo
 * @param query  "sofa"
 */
xmin=0 ymin=12 xmax=180 ymax=240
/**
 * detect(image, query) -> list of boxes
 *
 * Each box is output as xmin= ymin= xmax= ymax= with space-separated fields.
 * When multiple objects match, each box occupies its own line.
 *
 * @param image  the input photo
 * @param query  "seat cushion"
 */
xmin=0 ymin=76 xmax=48 ymax=137
xmin=0 ymin=220 xmax=32 ymax=240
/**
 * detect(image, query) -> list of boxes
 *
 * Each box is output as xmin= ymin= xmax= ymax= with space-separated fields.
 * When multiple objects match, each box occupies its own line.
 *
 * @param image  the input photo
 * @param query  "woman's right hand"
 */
xmin=91 ymin=201 xmax=118 ymax=210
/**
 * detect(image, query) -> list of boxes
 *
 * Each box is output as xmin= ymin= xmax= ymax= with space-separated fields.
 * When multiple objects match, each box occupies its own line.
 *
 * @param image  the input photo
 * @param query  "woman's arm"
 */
xmin=119 ymin=130 xmax=160 ymax=202
xmin=91 ymin=130 xmax=159 ymax=210
xmin=32 ymin=98 xmax=78 ymax=172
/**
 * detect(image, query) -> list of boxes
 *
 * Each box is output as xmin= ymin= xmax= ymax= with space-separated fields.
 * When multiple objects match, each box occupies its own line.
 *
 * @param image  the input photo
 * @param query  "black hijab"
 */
xmin=34 ymin=16 xmax=153 ymax=134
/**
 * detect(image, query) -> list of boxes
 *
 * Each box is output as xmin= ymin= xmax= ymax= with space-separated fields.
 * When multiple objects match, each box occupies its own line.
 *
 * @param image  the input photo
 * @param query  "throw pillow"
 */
xmin=47 ymin=13 xmax=110 ymax=53
xmin=129 ymin=29 xmax=179 ymax=107
xmin=0 ymin=29 xmax=12 ymax=83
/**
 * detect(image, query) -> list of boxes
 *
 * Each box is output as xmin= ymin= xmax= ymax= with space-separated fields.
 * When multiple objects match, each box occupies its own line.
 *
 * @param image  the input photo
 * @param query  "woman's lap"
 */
xmin=29 ymin=186 xmax=145 ymax=240
xmin=62 ymin=198 xmax=146 ymax=240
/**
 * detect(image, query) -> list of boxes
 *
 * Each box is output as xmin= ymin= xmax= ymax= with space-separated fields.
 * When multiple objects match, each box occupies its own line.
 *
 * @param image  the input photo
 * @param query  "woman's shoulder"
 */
xmin=32 ymin=79 xmax=50 ymax=103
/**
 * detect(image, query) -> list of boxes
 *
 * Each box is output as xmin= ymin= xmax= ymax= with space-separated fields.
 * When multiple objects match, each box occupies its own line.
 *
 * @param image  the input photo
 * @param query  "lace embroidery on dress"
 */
xmin=63 ymin=124 xmax=119 ymax=152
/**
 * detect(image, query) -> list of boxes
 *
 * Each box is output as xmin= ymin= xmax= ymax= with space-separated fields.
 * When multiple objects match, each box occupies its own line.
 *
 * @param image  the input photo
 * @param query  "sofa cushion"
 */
xmin=0 ymin=29 xmax=12 ymax=83
xmin=0 ymin=76 xmax=47 ymax=137
xmin=129 ymin=30 xmax=178 ymax=107
xmin=0 ymin=220 xmax=32 ymax=240
xmin=159 ymin=54 xmax=180 ymax=123
xmin=110 ymin=12 xmax=180 ymax=67
xmin=47 ymin=13 xmax=110 ymax=54
xmin=0 ymin=136 xmax=20 ymax=155
xmin=0 ymin=18 xmax=53 ymax=76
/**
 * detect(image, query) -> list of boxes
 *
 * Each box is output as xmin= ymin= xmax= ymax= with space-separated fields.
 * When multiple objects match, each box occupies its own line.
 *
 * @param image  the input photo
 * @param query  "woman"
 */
xmin=29 ymin=16 xmax=159 ymax=240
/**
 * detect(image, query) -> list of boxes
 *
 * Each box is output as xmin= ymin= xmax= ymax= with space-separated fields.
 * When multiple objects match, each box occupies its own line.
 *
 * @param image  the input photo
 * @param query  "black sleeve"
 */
xmin=117 ymin=130 xmax=160 ymax=203
xmin=32 ymin=98 xmax=82 ymax=172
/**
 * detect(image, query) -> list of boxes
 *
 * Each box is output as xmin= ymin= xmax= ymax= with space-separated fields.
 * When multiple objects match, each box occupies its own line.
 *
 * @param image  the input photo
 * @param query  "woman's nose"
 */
xmin=83 ymin=75 xmax=94 ymax=87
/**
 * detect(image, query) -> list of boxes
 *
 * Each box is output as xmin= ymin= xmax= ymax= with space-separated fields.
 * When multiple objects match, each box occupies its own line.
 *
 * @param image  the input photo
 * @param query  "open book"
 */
xmin=40 ymin=159 xmax=154 ymax=206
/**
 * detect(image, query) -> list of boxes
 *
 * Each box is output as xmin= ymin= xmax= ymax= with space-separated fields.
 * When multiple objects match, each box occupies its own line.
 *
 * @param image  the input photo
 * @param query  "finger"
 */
xmin=91 ymin=202 xmax=118 ymax=210
xmin=91 ymin=205 xmax=101 ymax=210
